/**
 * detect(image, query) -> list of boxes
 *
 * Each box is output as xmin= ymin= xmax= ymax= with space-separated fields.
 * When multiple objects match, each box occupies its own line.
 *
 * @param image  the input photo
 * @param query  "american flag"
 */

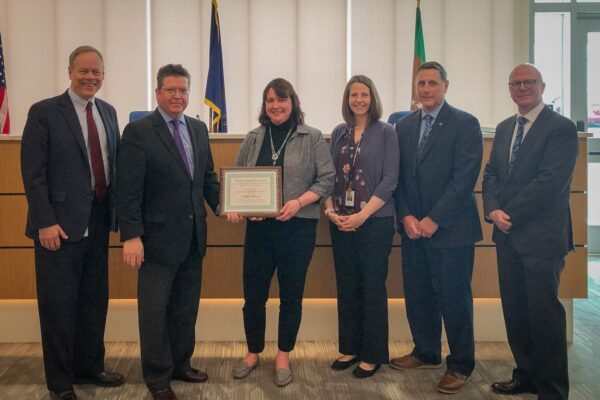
xmin=0 ymin=32 xmax=10 ymax=134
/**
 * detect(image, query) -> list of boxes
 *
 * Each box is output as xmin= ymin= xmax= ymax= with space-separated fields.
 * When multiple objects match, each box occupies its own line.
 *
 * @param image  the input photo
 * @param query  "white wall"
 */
xmin=0 ymin=0 xmax=529 ymax=136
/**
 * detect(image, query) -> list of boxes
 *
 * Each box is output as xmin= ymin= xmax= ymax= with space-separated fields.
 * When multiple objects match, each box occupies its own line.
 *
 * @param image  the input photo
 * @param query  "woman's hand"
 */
xmin=276 ymin=199 xmax=302 ymax=222
xmin=338 ymin=212 xmax=367 ymax=231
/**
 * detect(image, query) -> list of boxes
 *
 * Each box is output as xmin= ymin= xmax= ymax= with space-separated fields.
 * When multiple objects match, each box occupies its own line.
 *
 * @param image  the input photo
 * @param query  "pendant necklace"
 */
xmin=269 ymin=125 xmax=294 ymax=165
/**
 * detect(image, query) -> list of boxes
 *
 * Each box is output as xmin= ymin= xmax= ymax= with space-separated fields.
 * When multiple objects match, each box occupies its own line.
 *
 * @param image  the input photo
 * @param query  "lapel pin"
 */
xmin=438 ymin=122 xmax=444 ymax=126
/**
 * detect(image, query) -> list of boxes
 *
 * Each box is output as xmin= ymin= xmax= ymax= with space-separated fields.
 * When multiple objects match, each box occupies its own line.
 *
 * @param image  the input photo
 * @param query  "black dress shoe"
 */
xmin=491 ymin=379 xmax=538 ymax=395
xmin=150 ymin=387 xmax=178 ymax=400
xmin=331 ymin=357 xmax=359 ymax=371
xmin=49 ymin=390 xmax=78 ymax=400
xmin=172 ymin=367 xmax=208 ymax=383
xmin=74 ymin=370 xmax=125 ymax=387
xmin=352 ymin=363 xmax=381 ymax=378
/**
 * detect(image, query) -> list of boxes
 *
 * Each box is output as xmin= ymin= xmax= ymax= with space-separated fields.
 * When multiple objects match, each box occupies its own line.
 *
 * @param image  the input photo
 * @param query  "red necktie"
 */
xmin=86 ymin=102 xmax=107 ymax=201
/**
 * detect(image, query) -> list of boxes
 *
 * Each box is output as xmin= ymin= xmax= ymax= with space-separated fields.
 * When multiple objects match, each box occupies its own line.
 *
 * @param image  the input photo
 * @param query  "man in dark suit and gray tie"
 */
xmin=21 ymin=45 xmax=124 ymax=400
xmin=483 ymin=64 xmax=578 ymax=400
xmin=391 ymin=61 xmax=483 ymax=394
xmin=117 ymin=64 xmax=220 ymax=400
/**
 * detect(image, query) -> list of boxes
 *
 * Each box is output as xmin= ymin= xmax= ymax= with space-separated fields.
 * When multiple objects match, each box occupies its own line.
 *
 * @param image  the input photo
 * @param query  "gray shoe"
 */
xmin=274 ymin=368 xmax=293 ymax=387
xmin=232 ymin=360 xmax=259 ymax=379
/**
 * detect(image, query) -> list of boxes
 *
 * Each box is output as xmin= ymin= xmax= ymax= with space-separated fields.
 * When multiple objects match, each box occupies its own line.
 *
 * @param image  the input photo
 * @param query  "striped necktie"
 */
xmin=509 ymin=116 xmax=528 ymax=176
xmin=418 ymin=114 xmax=434 ymax=158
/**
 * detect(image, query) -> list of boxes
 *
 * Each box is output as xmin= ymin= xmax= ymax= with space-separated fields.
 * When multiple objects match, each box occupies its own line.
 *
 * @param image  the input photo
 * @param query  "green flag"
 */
xmin=411 ymin=0 xmax=426 ymax=111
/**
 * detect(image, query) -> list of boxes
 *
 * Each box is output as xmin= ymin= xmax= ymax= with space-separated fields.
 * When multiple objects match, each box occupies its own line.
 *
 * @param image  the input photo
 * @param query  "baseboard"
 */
xmin=0 ymin=298 xmax=573 ymax=343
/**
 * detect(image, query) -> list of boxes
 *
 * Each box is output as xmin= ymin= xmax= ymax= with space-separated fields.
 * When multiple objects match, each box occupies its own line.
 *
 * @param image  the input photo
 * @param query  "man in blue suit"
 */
xmin=391 ymin=61 xmax=483 ymax=394
xmin=21 ymin=46 xmax=124 ymax=400
xmin=484 ymin=64 xmax=577 ymax=400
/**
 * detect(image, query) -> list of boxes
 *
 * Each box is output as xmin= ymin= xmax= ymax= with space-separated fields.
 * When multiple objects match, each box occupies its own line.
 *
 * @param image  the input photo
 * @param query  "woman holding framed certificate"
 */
xmin=226 ymin=78 xmax=334 ymax=387
xmin=324 ymin=75 xmax=399 ymax=378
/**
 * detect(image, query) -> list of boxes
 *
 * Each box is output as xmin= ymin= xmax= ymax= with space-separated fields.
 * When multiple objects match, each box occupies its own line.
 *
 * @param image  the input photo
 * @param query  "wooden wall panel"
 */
xmin=0 ymin=137 xmax=589 ymax=300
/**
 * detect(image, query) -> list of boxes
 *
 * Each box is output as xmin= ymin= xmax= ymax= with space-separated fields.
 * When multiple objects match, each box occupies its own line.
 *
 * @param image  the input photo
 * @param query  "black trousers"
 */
xmin=137 ymin=228 xmax=203 ymax=391
xmin=242 ymin=217 xmax=317 ymax=353
xmin=34 ymin=200 xmax=110 ymax=393
xmin=330 ymin=217 xmax=394 ymax=365
xmin=401 ymin=239 xmax=475 ymax=376
xmin=496 ymin=239 xmax=568 ymax=400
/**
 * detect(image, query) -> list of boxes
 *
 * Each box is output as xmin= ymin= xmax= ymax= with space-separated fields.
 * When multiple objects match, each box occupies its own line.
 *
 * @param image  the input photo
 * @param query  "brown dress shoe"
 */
xmin=74 ymin=370 xmax=125 ymax=387
xmin=150 ymin=387 xmax=178 ymax=400
xmin=389 ymin=354 xmax=442 ymax=370
xmin=172 ymin=367 xmax=208 ymax=383
xmin=437 ymin=371 xmax=470 ymax=394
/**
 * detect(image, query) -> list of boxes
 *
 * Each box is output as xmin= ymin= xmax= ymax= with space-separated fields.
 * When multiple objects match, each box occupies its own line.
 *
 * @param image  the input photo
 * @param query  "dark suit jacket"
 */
xmin=482 ymin=106 xmax=578 ymax=258
xmin=394 ymin=102 xmax=483 ymax=248
xmin=117 ymin=110 xmax=219 ymax=265
xmin=21 ymin=90 xmax=120 ymax=240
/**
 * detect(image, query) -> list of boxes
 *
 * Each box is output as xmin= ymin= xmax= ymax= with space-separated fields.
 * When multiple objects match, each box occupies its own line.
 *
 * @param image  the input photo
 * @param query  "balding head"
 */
xmin=508 ymin=64 xmax=545 ymax=115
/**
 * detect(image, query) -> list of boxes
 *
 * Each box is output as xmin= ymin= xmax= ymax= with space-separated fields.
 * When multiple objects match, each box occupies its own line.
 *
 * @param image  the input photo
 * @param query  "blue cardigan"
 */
xmin=330 ymin=120 xmax=399 ymax=218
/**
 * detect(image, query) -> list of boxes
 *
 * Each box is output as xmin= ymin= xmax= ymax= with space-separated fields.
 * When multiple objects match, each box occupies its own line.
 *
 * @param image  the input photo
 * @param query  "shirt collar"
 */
xmin=421 ymin=101 xmax=445 ymax=121
xmin=518 ymin=102 xmax=545 ymax=124
xmin=157 ymin=107 xmax=186 ymax=126
xmin=68 ymin=88 xmax=95 ymax=108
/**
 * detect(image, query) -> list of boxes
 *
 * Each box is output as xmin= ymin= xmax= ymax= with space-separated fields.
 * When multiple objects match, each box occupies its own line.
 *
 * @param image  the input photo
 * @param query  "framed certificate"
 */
xmin=220 ymin=166 xmax=283 ymax=217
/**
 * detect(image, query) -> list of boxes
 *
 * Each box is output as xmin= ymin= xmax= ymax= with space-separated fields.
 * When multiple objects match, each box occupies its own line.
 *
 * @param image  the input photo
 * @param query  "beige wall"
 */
xmin=0 ymin=0 xmax=529 ymax=136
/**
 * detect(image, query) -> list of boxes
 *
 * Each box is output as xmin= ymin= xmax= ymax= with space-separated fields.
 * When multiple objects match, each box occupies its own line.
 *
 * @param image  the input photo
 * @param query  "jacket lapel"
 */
xmin=152 ymin=110 xmax=192 ymax=179
xmin=95 ymin=100 xmax=117 ymax=175
xmin=59 ymin=91 xmax=89 ymax=163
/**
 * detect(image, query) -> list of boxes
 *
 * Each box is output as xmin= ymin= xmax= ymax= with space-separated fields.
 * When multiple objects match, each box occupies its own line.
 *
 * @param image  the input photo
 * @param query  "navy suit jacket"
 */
xmin=482 ymin=106 xmax=578 ymax=258
xmin=21 ymin=90 xmax=120 ymax=240
xmin=117 ymin=110 xmax=220 ymax=265
xmin=394 ymin=102 xmax=483 ymax=248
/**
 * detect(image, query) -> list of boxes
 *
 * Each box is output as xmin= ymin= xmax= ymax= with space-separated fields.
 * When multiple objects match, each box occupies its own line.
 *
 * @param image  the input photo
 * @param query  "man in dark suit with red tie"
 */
xmin=391 ymin=61 xmax=483 ymax=394
xmin=483 ymin=64 xmax=578 ymax=400
xmin=117 ymin=64 xmax=220 ymax=400
xmin=21 ymin=46 xmax=124 ymax=400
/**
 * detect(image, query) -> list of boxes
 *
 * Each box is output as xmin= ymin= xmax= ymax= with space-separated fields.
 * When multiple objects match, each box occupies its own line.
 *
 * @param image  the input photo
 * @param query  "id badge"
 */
xmin=345 ymin=189 xmax=355 ymax=207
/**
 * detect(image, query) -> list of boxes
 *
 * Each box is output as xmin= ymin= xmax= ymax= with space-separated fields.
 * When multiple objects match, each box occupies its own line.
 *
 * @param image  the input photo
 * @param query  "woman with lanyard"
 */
xmin=226 ymin=78 xmax=334 ymax=386
xmin=325 ymin=75 xmax=399 ymax=378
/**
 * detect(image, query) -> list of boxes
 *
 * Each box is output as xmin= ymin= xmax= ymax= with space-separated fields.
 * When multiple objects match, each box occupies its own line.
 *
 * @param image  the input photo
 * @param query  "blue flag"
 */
xmin=204 ymin=0 xmax=227 ymax=132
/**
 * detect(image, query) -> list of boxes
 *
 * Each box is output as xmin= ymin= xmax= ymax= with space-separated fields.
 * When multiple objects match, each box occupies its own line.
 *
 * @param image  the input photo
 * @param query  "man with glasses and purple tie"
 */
xmin=483 ymin=64 xmax=578 ymax=400
xmin=117 ymin=64 xmax=220 ymax=400
xmin=391 ymin=61 xmax=483 ymax=394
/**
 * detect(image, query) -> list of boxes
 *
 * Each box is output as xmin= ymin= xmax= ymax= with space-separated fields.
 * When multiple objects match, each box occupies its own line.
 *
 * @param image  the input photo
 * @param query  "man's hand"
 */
xmin=418 ymin=217 xmax=439 ymax=238
xmin=225 ymin=213 xmax=245 ymax=223
xmin=402 ymin=215 xmax=422 ymax=240
xmin=38 ymin=224 xmax=69 ymax=251
xmin=123 ymin=237 xmax=144 ymax=269
xmin=489 ymin=209 xmax=512 ymax=234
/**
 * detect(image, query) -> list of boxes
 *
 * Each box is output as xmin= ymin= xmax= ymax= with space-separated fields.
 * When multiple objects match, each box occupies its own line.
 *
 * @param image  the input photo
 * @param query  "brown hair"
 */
xmin=258 ymin=78 xmax=304 ymax=126
xmin=156 ymin=64 xmax=191 ymax=89
xmin=341 ymin=75 xmax=382 ymax=126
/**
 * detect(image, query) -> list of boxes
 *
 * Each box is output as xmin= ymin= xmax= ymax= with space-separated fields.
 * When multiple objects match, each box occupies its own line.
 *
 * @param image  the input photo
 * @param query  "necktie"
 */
xmin=171 ymin=119 xmax=192 ymax=177
xmin=417 ymin=114 xmax=434 ymax=158
xmin=85 ymin=102 xmax=107 ymax=201
xmin=509 ymin=116 xmax=528 ymax=176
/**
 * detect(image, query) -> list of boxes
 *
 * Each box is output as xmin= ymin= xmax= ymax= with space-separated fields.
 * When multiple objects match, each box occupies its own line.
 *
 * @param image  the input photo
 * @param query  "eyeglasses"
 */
xmin=508 ymin=79 xmax=538 ymax=89
xmin=161 ymin=88 xmax=190 ymax=96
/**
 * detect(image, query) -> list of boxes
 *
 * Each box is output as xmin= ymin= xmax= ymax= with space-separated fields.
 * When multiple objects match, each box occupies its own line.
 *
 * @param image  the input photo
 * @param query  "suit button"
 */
xmin=188 ymin=215 xmax=194 ymax=220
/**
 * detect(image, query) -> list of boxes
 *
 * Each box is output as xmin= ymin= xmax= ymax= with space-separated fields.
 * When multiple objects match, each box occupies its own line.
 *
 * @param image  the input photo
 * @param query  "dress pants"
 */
xmin=138 ymin=228 xmax=203 ymax=391
xmin=496 ymin=238 xmax=568 ymax=400
xmin=242 ymin=217 xmax=317 ymax=353
xmin=401 ymin=239 xmax=475 ymax=376
xmin=330 ymin=217 xmax=394 ymax=365
xmin=34 ymin=199 xmax=110 ymax=393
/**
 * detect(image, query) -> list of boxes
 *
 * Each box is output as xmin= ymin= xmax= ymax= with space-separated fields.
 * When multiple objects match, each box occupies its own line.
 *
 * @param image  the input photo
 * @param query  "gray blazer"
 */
xmin=236 ymin=123 xmax=335 ymax=219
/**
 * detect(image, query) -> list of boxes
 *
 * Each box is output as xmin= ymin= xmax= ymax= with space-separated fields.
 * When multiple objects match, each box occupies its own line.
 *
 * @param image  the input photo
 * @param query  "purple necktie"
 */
xmin=171 ymin=119 xmax=192 ymax=177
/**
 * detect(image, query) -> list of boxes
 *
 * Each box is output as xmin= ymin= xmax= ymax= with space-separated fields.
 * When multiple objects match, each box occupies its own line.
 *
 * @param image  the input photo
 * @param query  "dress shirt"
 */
xmin=157 ymin=107 xmax=194 ymax=178
xmin=509 ymin=101 xmax=546 ymax=161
